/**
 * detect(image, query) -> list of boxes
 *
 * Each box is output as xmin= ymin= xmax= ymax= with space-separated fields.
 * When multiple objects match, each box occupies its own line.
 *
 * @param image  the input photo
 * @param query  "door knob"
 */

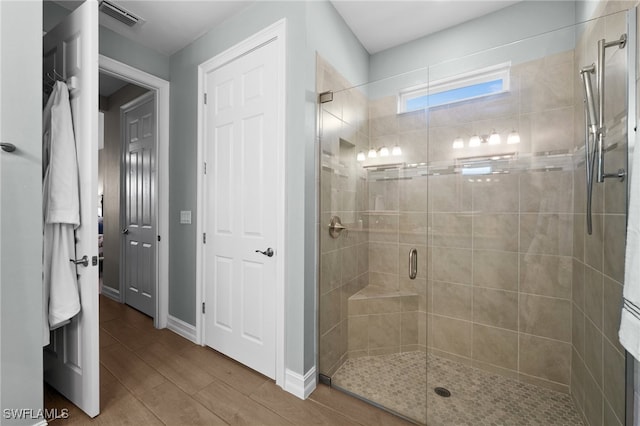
xmin=255 ymin=248 xmax=274 ymax=257
xmin=122 ymin=228 xmax=129 ymax=235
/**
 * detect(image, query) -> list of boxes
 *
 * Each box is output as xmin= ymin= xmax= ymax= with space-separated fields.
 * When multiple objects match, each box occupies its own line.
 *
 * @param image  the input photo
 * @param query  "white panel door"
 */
xmin=204 ymin=39 xmax=278 ymax=379
xmin=42 ymin=1 xmax=100 ymax=417
xmin=122 ymin=92 xmax=156 ymax=317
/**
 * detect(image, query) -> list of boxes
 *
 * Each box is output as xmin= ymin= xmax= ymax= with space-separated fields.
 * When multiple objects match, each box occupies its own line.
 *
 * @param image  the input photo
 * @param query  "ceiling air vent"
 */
xmin=99 ymin=1 xmax=141 ymax=27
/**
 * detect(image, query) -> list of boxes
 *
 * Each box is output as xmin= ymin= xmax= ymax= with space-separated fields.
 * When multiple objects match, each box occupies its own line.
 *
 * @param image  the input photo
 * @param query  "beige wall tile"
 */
xmin=520 ymin=171 xmax=573 ymax=213
xmin=573 ymin=258 xmax=585 ymax=310
xmin=473 ymin=249 xmax=518 ymax=291
xmin=368 ymin=313 xmax=401 ymax=349
xmin=527 ymin=107 xmax=575 ymax=152
xmin=368 ymin=296 xmax=401 ymax=314
xmin=401 ymin=312 xmax=419 ymax=346
xmin=603 ymin=339 xmax=625 ymax=423
xmin=472 ymin=174 xmax=519 ymax=213
xmin=603 ymin=276 xmax=624 ymax=353
xmin=572 ymin=303 xmax=585 ymax=359
xmin=585 ymin=214 xmax=604 ymax=271
xmin=348 ymin=316 xmax=368 ymax=351
xmin=604 ymin=144 xmax=627 ymax=215
xmin=573 ymin=213 xmax=585 ymax=262
xmin=432 ymin=247 xmax=472 ymax=284
xmin=604 ymin=214 xmax=626 ymax=283
xmin=519 ymin=213 xmax=573 ymax=256
xmin=369 ymin=243 xmax=399 ymax=275
xmin=473 ymin=288 xmax=518 ymax=330
xmin=473 ymin=213 xmax=519 ymax=252
xmin=520 ymin=254 xmax=572 ymax=298
xmin=519 ymin=294 xmax=571 ymax=342
xmin=368 ymin=214 xmax=398 ymax=243
xmin=571 ymin=348 xmax=586 ymax=415
xmin=429 ymin=174 xmax=472 ymax=213
xmin=432 ymin=281 xmax=472 ymax=321
xmin=320 ymin=288 xmax=341 ymax=335
xmin=399 ymin=176 xmax=428 ymax=212
xmin=472 ymin=324 xmax=518 ymax=370
xmin=431 ymin=315 xmax=472 ymax=358
xmin=519 ymin=334 xmax=571 ymax=385
xmin=584 ymin=318 xmax=603 ymax=389
xmin=584 ymin=368 xmax=604 ymax=426
xmin=431 ymin=213 xmax=472 ymax=248
xmin=584 ymin=265 xmax=604 ymax=329
xmin=399 ymin=212 xmax=428 ymax=245
xmin=368 ymin=179 xmax=398 ymax=211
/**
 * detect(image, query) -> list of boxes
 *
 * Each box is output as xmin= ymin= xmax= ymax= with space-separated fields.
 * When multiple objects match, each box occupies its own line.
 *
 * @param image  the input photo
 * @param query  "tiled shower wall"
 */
xmin=317 ymin=56 xmax=370 ymax=376
xmin=571 ymin=5 xmax=628 ymax=426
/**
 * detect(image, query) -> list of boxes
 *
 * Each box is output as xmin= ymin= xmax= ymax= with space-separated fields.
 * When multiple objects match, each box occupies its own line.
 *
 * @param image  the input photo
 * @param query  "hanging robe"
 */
xmin=42 ymin=81 xmax=81 ymax=346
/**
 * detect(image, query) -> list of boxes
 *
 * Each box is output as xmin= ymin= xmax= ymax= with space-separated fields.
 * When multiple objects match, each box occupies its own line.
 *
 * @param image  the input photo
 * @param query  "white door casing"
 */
xmin=197 ymin=19 xmax=286 ymax=384
xmin=98 ymin=55 xmax=170 ymax=331
xmin=121 ymin=92 xmax=156 ymax=318
xmin=43 ymin=0 xmax=100 ymax=418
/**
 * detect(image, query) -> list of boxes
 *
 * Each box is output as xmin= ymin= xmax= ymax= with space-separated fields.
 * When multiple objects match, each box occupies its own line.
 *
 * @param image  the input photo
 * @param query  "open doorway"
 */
xmin=98 ymin=73 xmax=155 ymax=318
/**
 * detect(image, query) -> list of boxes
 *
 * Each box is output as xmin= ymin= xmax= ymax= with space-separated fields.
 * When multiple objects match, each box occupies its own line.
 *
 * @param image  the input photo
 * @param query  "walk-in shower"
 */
xmin=318 ymin=5 xmax=633 ymax=425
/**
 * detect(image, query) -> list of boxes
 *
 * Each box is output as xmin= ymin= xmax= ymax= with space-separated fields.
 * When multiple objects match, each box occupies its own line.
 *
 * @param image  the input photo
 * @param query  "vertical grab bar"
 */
xmin=596 ymin=35 xmax=627 ymax=183
xmin=408 ymin=248 xmax=417 ymax=280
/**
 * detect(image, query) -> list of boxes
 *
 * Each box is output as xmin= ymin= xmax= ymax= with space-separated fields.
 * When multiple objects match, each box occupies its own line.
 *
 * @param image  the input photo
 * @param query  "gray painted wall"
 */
xmin=100 ymin=84 xmax=150 ymax=294
xmin=369 ymin=1 xmax=577 ymax=83
xmin=167 ymin=0 xmax=368 ymax=376
xmin=1 ymin=1 xmax=43 ymax=424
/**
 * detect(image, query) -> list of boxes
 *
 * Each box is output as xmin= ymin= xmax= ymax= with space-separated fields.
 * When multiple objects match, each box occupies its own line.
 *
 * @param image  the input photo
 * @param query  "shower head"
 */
xmin=580 ymin=65 xmax=598 ymax=133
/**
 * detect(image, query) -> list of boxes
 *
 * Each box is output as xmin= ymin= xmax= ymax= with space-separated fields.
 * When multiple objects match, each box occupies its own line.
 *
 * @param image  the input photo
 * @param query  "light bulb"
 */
xmin=368 ymin=148 xmax=377 ymax=158
xmin=452 ymin=137 xmax=464 ymax=149
xmin=468 ymin=135 xmax=481 ymax=147
xmin=392 ymin=145 xmax=402 ymax=156
xmin=356 ymin=151 xmax=366 ymax=162
xmin=507 ymin=130 xmax=521 ymax=145
xmin=488 ymin=130 xmax=501 ymax=145
xmin=379 ymin=146 xmax=390 ymax=157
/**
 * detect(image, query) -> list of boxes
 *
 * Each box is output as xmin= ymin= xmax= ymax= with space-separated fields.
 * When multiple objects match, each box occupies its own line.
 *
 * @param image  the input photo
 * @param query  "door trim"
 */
xmin=196 ymin=18 xmax=287 ymax=388
xmin=99 ymin=55 xmax=169 ymax=329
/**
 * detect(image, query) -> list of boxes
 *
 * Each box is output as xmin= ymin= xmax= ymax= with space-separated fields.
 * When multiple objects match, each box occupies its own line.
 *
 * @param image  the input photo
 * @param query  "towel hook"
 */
xmin=0 ymin=142 xmax=16 ymax=153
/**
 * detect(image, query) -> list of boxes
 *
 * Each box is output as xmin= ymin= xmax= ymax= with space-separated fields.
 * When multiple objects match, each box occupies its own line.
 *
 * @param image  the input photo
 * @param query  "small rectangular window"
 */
xmin=398 ymin=62 xmax=511 ymax=113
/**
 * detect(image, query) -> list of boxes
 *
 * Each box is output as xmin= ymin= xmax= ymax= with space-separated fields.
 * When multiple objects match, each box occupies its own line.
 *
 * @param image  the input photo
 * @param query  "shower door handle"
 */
xmin=408 ymin=248 xmax=417 ymax=280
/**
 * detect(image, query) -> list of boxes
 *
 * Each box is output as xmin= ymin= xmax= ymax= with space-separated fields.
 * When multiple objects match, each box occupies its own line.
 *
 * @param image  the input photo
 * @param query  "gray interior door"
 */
xmin=121 ymin=91 xmax=156 ymax=317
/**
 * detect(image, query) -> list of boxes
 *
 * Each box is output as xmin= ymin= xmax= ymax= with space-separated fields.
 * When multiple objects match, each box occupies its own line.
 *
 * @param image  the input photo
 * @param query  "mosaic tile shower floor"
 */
xmin=332 ymin=352 xmax=584 ymax=425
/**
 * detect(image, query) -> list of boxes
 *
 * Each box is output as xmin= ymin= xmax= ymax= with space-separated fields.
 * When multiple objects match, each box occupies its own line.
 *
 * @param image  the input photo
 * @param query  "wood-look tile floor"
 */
xmin=45 ymin=295 xmax=414 ymax=426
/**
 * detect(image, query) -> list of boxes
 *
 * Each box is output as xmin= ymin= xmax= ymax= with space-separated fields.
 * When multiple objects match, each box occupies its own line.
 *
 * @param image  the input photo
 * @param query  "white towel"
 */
xmin=620 ymin=141 xmax=640 ymax=360
xmin=42 ymin=81 xmax=81 ymax=346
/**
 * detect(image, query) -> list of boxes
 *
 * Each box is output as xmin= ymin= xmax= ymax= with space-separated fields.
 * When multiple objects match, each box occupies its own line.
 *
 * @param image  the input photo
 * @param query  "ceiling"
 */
xmin=56 ymin=0 xmax=521 ymax=57
xmin=330 ymin=1 xmax=521 ymax=54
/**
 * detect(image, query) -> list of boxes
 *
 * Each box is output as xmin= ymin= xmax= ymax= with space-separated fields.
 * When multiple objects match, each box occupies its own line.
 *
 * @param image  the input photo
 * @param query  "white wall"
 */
xmin=0 ymin=1 xmax=44 ymax=424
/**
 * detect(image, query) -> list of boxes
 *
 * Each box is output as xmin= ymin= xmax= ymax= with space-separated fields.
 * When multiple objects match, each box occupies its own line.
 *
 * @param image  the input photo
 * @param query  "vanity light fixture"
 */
xmin=507 ymin=130 xmax=521 ymax=144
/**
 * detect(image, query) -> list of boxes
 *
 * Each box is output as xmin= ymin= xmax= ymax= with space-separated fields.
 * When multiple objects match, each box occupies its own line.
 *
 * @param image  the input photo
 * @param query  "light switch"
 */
xmin=180 ymin=210 xmax=191 ymax=224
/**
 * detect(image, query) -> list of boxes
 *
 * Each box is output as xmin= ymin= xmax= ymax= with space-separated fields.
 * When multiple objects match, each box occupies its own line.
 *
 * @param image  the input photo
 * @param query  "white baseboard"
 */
xmin=284 ymin=366 xmax=316 ymax=400
xmin=100 ymin=284 xmax=120 ymax=302
xmin=167 ymin=315 xmax=198 ymax=344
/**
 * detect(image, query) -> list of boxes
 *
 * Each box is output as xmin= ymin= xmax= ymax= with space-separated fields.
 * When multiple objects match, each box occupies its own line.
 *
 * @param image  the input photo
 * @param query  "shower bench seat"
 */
xmin=346 ymin=286 xmax=421 ymax=357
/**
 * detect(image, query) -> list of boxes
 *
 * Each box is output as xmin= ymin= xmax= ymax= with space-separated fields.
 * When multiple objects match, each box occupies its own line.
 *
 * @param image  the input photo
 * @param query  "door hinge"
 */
xmin=202 ymin=302 xmax=205 ymax=314
xmin=204 ymin=162 xmax=207 ymax=174
xmin=157 ymin=235 xmax=161 ymax=242
xmin=204 ymin=93 xmax=207 ymax=104
xmin=203 ymin=233 xmax=206 ymax=244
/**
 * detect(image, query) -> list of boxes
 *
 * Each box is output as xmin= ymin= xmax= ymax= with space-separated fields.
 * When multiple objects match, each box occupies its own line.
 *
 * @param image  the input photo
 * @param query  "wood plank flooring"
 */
xmin=45 ymin=295 xmax=414 ymax=425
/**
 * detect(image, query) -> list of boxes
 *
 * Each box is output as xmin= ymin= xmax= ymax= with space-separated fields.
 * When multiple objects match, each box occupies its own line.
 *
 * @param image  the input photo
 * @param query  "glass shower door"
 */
xmin=317 ymin=57 xmax=429 ymax=424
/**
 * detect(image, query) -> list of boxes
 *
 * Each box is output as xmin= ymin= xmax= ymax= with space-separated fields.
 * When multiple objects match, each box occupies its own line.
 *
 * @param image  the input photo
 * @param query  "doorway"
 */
xmin=99 ymin=55 xmax=170 ymax=331
xmin=98 ymin=73 xmax=155 ymax=317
